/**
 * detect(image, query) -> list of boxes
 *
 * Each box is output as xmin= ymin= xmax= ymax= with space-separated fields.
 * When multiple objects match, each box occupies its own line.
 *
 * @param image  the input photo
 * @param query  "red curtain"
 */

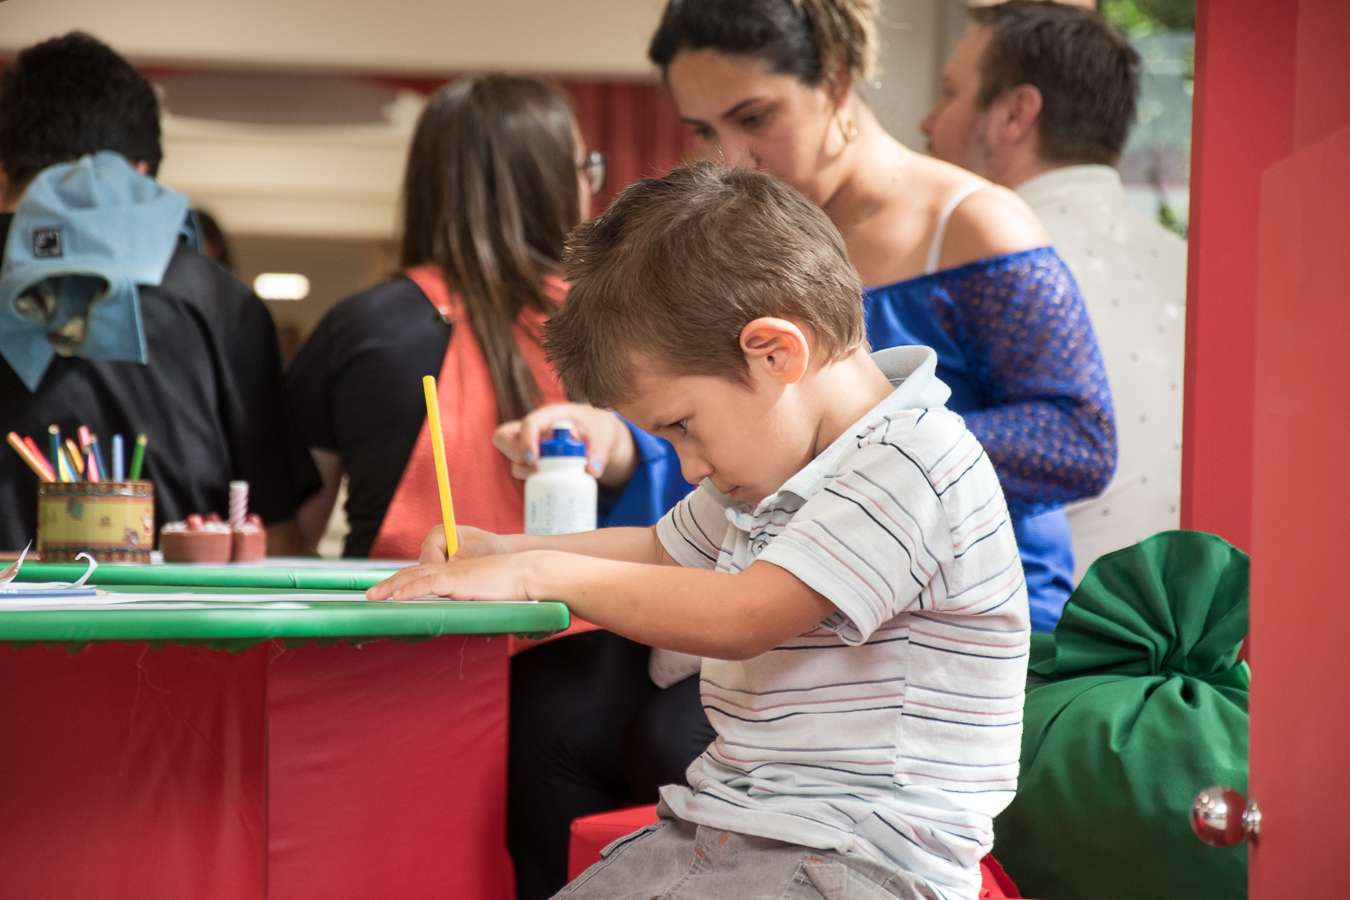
xmin=371 ymin=74 xmax=696 ymax=213
xmin=558 ymin=78 xmax=696 ymax=212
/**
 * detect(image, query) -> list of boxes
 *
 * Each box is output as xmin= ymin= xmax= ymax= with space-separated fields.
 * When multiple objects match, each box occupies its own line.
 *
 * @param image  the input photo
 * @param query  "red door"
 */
xmin=1186 ymin=1 xmax=1350 ymax=894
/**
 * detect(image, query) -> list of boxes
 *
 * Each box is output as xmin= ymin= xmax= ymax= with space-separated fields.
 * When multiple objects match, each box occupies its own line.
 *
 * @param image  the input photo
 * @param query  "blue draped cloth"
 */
xmin=864 ymin=247 xmax=1116 ymax=631
xmin=600 ymin=425 xmax=694 ymax=529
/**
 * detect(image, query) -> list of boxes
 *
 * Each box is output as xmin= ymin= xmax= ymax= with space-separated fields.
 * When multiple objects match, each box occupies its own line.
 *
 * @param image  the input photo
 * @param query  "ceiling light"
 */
xmin=253 ymin=273 xmax=310 ymax=301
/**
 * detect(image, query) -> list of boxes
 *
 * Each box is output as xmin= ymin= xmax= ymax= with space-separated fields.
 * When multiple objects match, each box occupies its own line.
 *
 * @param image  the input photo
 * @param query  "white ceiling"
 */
xmin=0 ymin=0 xmax=669 ymax=76
xmin=1 ymin=0 xmax=952 ymax=239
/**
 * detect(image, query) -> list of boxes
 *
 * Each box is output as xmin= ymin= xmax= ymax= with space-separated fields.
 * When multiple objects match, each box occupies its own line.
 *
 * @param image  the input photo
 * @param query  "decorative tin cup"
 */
xmin=36 ymin=481 xmax=155 ymax=562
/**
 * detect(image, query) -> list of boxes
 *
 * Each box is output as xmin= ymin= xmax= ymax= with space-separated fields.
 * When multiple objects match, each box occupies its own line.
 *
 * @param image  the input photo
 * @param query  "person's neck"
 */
xmin=807 ymin=346 xmax=896 ymax=458
xmin=818 ymin=102 xmax=907 ymax=230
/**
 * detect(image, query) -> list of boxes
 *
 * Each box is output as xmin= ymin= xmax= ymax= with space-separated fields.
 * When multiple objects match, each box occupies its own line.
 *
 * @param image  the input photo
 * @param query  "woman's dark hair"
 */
xmin=648 ymin=0 xmax=879 ymax=88
xmin=400 ymin=75 xmax=581 ymax=423
xmin=971 ymin=1 xmax=1141 ymax=166
xmin=0 ymin=32 xmax=163 ymax=189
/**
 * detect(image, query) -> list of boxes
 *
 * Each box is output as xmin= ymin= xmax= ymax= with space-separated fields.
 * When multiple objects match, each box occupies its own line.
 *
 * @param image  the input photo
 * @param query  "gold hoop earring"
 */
xmin=838 ymin=113 xmax=858 ymax=144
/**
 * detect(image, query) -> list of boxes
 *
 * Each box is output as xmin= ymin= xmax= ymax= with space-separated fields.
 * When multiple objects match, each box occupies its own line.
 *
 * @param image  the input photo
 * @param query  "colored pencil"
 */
xmin=57 ymin=445 xmax=77 ymax=482
xmin=64 ymin=439 xmax=85 ymax=477
xmin=55 ymin=445 xmax=74 ymax=483
xmin=48 ymin=425 xmax=61 ymax=473
xmin=21 ymin=436 xmax=55 ymax=481
xmin=87 ymin=435 xmax=106 ymax=483
xmin=8 ymin=432 xmax=55 ymax=482
xmin=422 ymin=375 xmax=459 ymax=558
xmin=129 ymin=434 xmax=147 ymax=481
xmin=78 ymin=427 xmax=101 ymax=482
xmin=112 ymin=434 xmax=125 ymax=482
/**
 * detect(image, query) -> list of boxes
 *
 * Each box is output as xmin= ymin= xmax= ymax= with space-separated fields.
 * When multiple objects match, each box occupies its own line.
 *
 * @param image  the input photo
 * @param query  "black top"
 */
xmin=0 ymin=213 xmax=321 ymax=551
xmin=287 ymin=275 xmax=449 ymax=558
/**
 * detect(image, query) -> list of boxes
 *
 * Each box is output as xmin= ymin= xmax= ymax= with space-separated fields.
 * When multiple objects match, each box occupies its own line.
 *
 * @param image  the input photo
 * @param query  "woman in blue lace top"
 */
xmin=503 ymin=0 xmax=1115 ymax=630
xmin=863 ymin=247 xmax=1110 ymax=630
xmin=646 ymin=0 xmax=1116 ymax=629
xmin=493 ymin=4 xmax=1114 ymax=892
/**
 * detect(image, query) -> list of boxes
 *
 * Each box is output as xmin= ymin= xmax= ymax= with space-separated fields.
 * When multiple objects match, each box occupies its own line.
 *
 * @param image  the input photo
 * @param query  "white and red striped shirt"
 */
xmin=657 ymin=345 xmax=1029 ymax=900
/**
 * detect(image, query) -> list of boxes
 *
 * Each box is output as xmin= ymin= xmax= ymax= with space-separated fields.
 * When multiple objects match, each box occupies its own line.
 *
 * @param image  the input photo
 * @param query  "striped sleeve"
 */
xmin=656 ymin=484 xmax=729 ymax=571
xmin=756 ymin=429 xmax=954 ymax=644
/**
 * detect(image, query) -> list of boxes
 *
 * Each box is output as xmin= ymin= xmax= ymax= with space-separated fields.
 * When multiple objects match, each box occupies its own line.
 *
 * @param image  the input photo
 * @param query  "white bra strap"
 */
xmin=924 ymin=182 xmax=989 ymax=275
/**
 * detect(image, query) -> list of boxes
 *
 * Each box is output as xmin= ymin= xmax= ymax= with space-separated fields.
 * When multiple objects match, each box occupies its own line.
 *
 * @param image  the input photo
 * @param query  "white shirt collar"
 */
xmin=707 ymin=345 xmax=951 ymax=521
xmin=1014 ymin=164 xmax=1125 ymax=208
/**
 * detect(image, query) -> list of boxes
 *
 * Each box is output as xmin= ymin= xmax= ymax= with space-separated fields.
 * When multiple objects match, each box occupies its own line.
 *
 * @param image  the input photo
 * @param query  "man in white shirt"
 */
xmin=920 ymin=1 xmax=1186 ymax=580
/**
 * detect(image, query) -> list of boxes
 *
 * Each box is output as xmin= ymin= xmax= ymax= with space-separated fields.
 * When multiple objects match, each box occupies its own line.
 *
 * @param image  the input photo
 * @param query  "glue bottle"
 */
xmin=524 ymin=420 xmax=597 ymax=535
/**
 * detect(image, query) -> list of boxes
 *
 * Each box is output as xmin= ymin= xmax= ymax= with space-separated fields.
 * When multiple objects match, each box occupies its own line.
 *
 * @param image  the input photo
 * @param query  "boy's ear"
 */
xmin=740 ymin=317 xmax=809 ymax=385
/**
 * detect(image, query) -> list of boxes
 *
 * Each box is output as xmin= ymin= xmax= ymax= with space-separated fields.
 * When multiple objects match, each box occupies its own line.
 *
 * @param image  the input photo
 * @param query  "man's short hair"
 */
xmin=546 ymin=161 xmax=865 ymax=408
xmin=0 ymin=32 xmax=163 ymax=188
xmin=971 ymin=1 xmax=1141 ymax=166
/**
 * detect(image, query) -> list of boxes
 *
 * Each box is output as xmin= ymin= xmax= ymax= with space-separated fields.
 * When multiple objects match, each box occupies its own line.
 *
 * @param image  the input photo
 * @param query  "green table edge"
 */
xmin=0 ymin=600 xmax=568 ymax=640
xmin=5 ymin=562 xmax=570 ymax=652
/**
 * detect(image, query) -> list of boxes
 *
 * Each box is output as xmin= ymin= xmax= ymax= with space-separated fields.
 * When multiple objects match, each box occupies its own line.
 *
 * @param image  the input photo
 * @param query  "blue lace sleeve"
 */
xmin=598 ymin=421 xmax=695 ymax=528
xmin=935 ymin=249 xmax=1116 ymax=518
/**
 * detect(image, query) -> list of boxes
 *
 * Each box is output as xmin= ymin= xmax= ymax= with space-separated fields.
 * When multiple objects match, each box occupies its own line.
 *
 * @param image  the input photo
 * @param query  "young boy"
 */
xmin=369 ymin=162 xmax=1029 ymax=900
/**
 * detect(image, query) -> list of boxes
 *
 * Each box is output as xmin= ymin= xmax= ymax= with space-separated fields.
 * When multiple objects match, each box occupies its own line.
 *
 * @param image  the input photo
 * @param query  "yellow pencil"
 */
xmin=422 ymin=375 xmax=458 ymax=558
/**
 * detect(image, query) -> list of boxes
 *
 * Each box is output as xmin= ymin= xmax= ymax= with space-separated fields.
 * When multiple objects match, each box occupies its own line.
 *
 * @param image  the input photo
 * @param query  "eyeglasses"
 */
xmin=578 ymin=150 xmax=607 ymax=195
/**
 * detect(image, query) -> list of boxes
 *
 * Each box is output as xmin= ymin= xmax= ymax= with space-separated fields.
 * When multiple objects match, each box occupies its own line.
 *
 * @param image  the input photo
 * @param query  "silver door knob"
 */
xmin=1191 ymin=785 xmax=1261 ymax=847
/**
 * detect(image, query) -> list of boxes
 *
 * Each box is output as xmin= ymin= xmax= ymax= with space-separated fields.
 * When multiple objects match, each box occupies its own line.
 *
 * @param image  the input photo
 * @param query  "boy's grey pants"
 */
xmin=553 ymin=805 xmax=941 ymax=900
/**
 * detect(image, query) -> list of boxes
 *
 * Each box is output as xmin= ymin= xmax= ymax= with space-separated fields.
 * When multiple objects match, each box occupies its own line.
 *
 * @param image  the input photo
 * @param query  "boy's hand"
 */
xmin=492 ymin=403 xmax=637 ymax=488
xmin=367 ymin=551 xmax=547 ymax=602
xmin=419 ymin=524 xmax=510 ymax=564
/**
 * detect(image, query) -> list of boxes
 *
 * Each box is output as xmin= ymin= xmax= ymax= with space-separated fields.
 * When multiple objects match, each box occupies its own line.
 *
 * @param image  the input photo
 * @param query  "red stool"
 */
xmin=568 ymin=804 xmax=1021 ymax=898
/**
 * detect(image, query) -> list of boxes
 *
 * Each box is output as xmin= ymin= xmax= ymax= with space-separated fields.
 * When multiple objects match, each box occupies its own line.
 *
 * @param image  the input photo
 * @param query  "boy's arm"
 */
xmin=368 ymin=552 xmax=836 ymax=660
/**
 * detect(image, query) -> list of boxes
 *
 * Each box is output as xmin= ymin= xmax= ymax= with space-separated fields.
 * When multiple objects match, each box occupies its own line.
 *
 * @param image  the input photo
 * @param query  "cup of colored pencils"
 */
xmin=7 ymin=427 xmax=155 ymax=561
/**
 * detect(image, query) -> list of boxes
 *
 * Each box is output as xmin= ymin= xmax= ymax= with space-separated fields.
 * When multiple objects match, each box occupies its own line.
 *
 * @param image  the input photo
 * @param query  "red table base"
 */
xmin=0 ymin=636 xmax=513 ymax=900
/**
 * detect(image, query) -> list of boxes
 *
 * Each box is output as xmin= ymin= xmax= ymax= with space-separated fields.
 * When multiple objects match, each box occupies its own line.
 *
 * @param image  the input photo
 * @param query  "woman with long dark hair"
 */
xmin=289 ymin=75 xmax=592 ymax=558
xmin=289 ymin=75 xmax=699 ymax=900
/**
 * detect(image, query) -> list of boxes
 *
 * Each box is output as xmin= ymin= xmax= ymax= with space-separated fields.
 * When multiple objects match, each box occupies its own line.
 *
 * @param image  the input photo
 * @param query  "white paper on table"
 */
xmin=91 ymin=556 xmax=420 ymax=570
xmin=0 ymin=592 xmax=348 ymax=610
xmin=0 ymin=582 xmax=100 ymax=601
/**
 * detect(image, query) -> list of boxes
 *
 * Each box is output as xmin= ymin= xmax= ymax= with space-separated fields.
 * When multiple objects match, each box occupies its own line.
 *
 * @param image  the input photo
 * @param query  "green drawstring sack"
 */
xmin=992 ymin=531 xmax=1249 ymax=899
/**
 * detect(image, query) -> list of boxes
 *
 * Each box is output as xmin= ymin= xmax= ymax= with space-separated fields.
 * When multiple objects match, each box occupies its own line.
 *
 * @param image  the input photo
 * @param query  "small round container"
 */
xmin=37 ymin=481 xmax=155 ymax=562
xmin=160 ymin=514 xmax=233 ymax=563
xmin=231 ymin=515 xmax=267 ymax=562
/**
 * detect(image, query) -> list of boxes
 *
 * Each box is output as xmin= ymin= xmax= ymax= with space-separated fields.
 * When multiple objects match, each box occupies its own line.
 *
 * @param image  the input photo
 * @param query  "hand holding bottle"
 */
xmin=493 ymin=402 xmax=636 ymax=488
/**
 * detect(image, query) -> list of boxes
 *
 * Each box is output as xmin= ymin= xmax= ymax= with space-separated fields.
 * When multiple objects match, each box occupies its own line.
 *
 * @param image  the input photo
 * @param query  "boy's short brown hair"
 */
xmin=546 ymin=161 xmax=865 ymax=408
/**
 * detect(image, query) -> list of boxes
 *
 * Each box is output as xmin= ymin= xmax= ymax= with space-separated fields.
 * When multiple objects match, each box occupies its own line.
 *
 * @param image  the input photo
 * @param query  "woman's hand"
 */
xmin=418 ymin=524 xmax=512 ymax=564
xmin=367 ymin=550 xmax=550 ymax=602
xmin=493 ymin=402 xmax=637 ymax=489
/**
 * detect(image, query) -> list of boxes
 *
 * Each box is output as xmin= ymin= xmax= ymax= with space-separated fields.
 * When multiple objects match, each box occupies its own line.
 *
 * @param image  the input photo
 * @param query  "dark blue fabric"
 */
xmin=864 ymin=247 xmax=1115 ymax=632
xmin=600 ymin=423 xmax=695 ymax=529
xmin=1013 ymin=509 xmax=1077 ymax=633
